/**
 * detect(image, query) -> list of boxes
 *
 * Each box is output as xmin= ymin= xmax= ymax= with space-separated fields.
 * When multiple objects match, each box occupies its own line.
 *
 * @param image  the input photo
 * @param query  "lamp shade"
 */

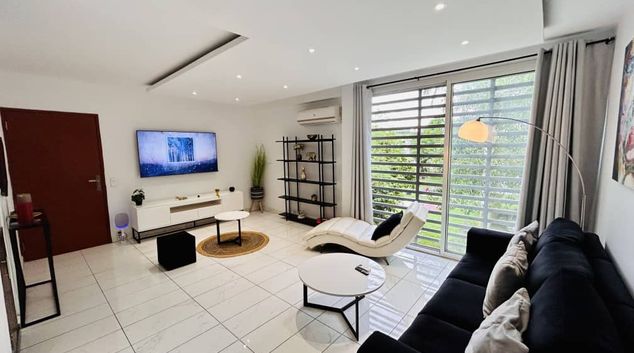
xmin=458 ymin=119 xmax=495 ymax=143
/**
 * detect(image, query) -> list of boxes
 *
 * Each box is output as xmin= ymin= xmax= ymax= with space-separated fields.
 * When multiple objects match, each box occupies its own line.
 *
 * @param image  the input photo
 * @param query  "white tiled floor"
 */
xmin=19 ymin=212 xmax=457 ymax=353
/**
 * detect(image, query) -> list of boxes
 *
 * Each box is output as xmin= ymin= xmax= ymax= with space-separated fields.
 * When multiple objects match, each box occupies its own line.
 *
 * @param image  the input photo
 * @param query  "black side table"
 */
xmin=8 ymin=212 xmax=61 ymax=327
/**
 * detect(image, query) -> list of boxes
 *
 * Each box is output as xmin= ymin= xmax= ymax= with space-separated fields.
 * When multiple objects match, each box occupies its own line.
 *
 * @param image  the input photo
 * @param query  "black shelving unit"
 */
xmin=277 ymin=135 xmax=336 ymax=226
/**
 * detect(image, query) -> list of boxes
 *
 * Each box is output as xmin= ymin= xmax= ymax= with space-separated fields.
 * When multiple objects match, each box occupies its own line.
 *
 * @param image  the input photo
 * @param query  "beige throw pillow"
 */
xmin=482 ymin=241 xmax=528 ymax=317
xmin=466 ymin=288 xmax=531 ymax=353
xmin=507 ymin=221 xmax=539 ymax=251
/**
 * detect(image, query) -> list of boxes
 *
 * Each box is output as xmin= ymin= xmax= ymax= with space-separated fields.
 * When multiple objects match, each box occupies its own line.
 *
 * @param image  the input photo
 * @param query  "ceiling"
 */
xmin=0 ymin=1 xmax=622 ymax=106
xmin=542 ymin=0 xmax=627 ymax=39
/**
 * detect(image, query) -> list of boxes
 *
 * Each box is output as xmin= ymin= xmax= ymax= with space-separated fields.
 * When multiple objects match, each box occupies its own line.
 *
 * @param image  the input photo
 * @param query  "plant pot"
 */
xmin=250 ymin=187 xmax=264 ymax=200
xmin=133 ymin=199 xmax=143 ymax=206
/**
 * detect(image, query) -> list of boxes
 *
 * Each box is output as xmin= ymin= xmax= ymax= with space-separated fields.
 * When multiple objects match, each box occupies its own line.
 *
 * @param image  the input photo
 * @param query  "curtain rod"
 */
xmin=366 ymin=36 xmax=615 ymax=90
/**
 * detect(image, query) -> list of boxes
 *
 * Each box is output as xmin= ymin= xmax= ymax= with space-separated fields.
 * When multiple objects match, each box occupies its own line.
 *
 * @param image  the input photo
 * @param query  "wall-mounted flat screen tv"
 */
xmin=136 ymin=130 xmax=218 ymax=177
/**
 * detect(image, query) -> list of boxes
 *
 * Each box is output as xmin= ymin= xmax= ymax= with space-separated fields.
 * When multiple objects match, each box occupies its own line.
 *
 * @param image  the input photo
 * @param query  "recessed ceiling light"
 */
xmin=461 ymin=40 xmax=470 ymax=46
xmin=192 ymin=91 xmax=197 ymax=95
xmin=435 ymin=3 xmax=446 ymax=11
xmin=236 ymin=74 xmax=242 ymax=79
xmin=354 ymin=67 xmax=360 ymax=71
xmin=234 ymin=97 xmax=240 ymax=102
xmin=283 ymin=85 xmax=289 ymax=89
xmin=308 ymin=48 xmax=316 ymax=54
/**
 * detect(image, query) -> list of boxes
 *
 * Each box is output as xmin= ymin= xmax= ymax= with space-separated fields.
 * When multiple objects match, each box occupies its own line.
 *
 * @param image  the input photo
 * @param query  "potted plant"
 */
xmin=250 ymin=144 xmax=266 ymax=200
xmin=131 ymin=189 xmax=145 ymax=206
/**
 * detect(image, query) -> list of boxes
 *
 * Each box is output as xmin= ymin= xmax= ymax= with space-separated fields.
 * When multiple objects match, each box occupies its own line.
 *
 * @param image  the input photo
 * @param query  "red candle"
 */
xmin=16 ymin=193 xmax=33 ymax=225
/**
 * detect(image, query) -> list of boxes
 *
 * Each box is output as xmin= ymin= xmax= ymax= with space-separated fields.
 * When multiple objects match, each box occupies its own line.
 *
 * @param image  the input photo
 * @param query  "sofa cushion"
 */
xmin=524 ymin=269 xmax=624 ymax=353
xmin=583 ymin=233 xmax=610 ymax=260
xmin=448 ymin=253 xmax=496 ymax=287
xmin=399 ymin=313 xmax=472 ymax=353
xmin=609 ymin=304 xmax=634 ymax=349
xmin=482 ymin=242 xmax=529 ymax=316
xmin=525 ymin=218 xmax=592 ymax=294
xmin=508 ymin=220 xmax=539 ymax=251
xmin=587 ymin=254 xmax=634 ymax=348
xmin=466 ymin=288 xmax=531 ymax=353
xmin=420 ymin=278 xmax=486 ymax=332
xmin=359 ymin=332 xmax=420 ymax=353
xmin=372 ymin=211 xmax=402 ymax=240
xmin=531 ymin=217 xmax=584 ymax=256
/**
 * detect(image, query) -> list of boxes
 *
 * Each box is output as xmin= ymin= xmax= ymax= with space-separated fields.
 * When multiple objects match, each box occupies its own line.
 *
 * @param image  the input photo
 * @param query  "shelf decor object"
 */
xmin=277 ymin=135 xmax=337 ymax=226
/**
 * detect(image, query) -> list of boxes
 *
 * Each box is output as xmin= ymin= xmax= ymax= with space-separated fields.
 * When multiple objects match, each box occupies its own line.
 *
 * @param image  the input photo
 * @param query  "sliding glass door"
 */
xmin=371 ymin=85 xmax=447 ymax=249
xmin=370 ymin=62 xmax=536 ymax=256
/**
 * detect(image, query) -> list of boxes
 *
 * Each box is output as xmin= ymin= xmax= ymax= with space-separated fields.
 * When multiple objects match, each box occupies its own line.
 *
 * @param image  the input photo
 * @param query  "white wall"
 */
xmin=252 ymin=86 xmax=353 ymax=219
xmin=0 ymin=70 xmax=256 ymax=239
xmin=0 ymin=70 xmax=257 ymax=338
xmin=595 ymin=2 xmax=634 ymax=292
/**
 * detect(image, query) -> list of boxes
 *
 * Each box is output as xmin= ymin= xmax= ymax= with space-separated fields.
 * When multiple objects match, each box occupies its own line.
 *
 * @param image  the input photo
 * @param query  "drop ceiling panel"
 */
xmin=0 ymin=0 xmax=236 ymax=84
xmin=0 ymin=0 xmax=544 ymax=104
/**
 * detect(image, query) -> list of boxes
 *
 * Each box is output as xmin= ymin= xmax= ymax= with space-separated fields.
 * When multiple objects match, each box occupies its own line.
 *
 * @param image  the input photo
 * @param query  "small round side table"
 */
xmin=214 ymin=211 xmax=249 ymax=246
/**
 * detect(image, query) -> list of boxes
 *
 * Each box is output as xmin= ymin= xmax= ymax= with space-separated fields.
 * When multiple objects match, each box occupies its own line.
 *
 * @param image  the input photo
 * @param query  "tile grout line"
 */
xmin=128 ymin=308 xmax=211 ymax=348
xmin=115 ymin=289 xmax=189 ymax=328
xmin=18 ymin=302 xmax=113 ymax=350
xmin=318 ymin=253 xmax=435 ymax=340
xmin=79 ymin=249 xmax=138 ymax=353
xmin=131 ymin=240 xmax=249 ymax=353
xmin=151 ymin=219 xmax=447 ymax=347
xmin=387 ymin=260 xmax=450 ymax=337
xmin=23 ymin=316 xmax=121 ymax=353
xmin=220 ymin=218 xmax=331 ymax=350
xmin=24 ymin=250 xmax=136 ymax=353
xmin=27 ymin=214 xmax=454 ymax=353
xmin=321 ymin=332 xmax=348 ymax=353
xmin=134 ymin=218 xmax=317 ymax=352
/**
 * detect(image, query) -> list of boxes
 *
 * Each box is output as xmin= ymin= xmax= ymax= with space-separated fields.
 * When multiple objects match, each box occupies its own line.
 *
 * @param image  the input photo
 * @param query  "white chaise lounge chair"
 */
xmin=303 ymin=202 xmax=428 ymax=260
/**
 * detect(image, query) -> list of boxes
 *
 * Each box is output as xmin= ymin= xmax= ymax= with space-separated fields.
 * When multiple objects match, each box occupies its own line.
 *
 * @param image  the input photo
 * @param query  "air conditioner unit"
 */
xmin=297 ymin=106 xmax=341 ymax=125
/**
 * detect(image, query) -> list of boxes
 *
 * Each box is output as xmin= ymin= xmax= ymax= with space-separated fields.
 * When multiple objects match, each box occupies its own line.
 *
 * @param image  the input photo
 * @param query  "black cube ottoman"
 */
xmin=157 ymin=231 xmax=196 ymax=270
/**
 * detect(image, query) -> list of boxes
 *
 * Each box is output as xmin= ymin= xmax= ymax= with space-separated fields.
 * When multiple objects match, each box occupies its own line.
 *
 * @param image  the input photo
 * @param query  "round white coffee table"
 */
xmin=215 ymin=211 xmax=249 ymax=246
xmin=298 ymin=253 xmax=386 ymax=340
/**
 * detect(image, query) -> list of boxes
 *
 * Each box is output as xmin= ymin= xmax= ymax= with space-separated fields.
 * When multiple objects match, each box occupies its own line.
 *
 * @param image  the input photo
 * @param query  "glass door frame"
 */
xmin=371 ymin=59 xmax=538 ymax=260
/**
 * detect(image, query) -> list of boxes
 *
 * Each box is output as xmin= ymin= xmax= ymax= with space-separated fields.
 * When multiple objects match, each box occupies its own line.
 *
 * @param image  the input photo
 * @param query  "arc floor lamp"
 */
xmin=458 ymin=116 xmax=587 ymax=229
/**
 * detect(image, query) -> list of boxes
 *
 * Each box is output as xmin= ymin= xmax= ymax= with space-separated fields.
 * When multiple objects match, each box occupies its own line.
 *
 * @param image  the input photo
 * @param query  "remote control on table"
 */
xmin=355 ymin=265 xmax=370 ymax=276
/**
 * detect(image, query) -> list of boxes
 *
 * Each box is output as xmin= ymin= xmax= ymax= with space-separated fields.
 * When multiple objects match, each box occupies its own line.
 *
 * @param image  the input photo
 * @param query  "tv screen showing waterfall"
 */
xmin=136 ymin=130 xmax=218 ymax=177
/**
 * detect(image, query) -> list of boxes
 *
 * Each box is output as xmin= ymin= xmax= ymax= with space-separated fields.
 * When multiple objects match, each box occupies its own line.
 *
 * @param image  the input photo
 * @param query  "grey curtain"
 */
xmin=350 ymin=82 xmax=373 ymax=222
xmin=518 ymin=39 xmax=615 ymax=231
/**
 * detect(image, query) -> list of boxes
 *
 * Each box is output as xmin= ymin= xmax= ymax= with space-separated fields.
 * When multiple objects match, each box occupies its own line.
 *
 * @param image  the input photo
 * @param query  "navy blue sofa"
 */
xmin=358 ymin=218 xmax=634 ymax=353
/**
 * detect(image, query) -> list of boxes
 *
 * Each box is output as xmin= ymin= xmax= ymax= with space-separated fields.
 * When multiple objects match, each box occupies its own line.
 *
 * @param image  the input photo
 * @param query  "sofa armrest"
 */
xmin=357 ymin=332 xmax=421 ymax=353
xmin=466 ymin=227 xmax=514 ymax=261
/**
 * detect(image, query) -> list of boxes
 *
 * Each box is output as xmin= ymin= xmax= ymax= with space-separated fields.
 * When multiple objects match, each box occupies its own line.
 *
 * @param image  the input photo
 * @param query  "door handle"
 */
xmin=88 ymin=175 xmax=102 ymax=191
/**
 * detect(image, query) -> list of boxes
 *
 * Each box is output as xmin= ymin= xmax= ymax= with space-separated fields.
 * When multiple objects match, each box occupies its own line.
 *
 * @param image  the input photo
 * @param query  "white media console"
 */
xmin=130 ymin=190 xmax=244 ymax=242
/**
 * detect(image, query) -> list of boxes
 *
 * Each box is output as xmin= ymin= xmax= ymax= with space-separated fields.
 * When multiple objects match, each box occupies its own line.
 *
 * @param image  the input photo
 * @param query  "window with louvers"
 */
xmin=447 ymin=72 xmax=535 ymax=254
xmin=370 ymin=70 xmax=535 ymax=255
xmin=371 ymin=85 xmax=447 ymax=250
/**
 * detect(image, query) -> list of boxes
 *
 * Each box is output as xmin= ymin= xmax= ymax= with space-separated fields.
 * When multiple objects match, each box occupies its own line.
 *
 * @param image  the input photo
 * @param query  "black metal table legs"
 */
xmin=302 ymin=284 xmax=364 ymax=340
xmin=8 ymin=216 xmax=61 ymax=328
xmin=216 ymin=219 xmax=243 ymax=246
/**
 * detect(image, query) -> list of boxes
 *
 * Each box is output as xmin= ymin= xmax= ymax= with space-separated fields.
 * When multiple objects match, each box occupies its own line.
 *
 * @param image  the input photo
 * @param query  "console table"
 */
xmin=130 ymin=191 xmax=244 ymax=242
xmin=8 ymin=211 xmax=61 ymax=327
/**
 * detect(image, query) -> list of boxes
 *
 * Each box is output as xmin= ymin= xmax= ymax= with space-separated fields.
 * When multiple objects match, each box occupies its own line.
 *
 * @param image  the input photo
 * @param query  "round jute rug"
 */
xmin=196 ymin=231 xmax=269 ymax=258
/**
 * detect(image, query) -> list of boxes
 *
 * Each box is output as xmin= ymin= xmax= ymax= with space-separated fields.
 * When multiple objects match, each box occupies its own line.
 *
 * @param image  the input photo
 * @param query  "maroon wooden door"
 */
xmin=1 ymin=108 xmax=111 ymax=260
